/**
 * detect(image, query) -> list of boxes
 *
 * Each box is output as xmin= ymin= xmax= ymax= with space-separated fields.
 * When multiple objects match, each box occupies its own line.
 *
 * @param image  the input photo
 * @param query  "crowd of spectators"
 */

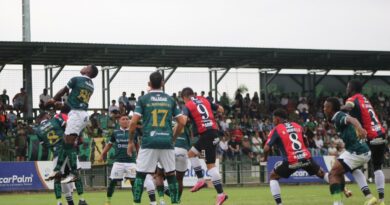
xmin=0 ymin=88 xmax=389 ymax=168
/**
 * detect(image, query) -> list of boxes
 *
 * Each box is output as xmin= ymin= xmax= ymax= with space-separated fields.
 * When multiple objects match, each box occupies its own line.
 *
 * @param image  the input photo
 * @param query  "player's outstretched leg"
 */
xmin=166 ymin=172 xmax=179 ymax=204
xmin=189 ymin=156 xmax=206 ymax=192
xmin=54 ymin=178 xmax=63 ymax=205
xmin=374 ymin=169 xmax=385 ymax=205
xmin=133 ymin=172 xmax=147 ymax=204
xmin=144 ymin=174 xmax=157 ymax=205
xmin=105 ymin=179 xmax=117 ymax=205
xmin=208 ymin=166 xmax=227 ymax=205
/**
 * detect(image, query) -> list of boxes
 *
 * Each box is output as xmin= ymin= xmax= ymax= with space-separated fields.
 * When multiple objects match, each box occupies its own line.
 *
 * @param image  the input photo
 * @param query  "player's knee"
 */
xmin=269 ymin=171 xmax=280 ymax=180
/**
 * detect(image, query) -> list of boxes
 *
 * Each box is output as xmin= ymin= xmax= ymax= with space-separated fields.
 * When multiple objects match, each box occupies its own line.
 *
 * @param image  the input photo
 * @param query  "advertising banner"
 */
xmin=267 ymin=156 xmax=354 ymax=183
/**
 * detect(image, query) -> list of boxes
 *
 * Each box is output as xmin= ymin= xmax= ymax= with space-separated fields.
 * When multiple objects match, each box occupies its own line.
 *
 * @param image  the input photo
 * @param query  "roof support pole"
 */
xmin=314 ymin=69 xmax=330 ymax=86
xmin=208 ymin=68 xmax=230 ymax=102
xmin=209 ymin=68 xmax=212 ymax=96
xmin=164 ymin=67 xmax=177 ymax=84
xmin=44 ymin=65 xmax=64 ymax=97
xmin=214 ymin=69 xmax=218 ymax=102
xmin=156 ymin=67 xmax=177 ymax=92
xmin=102 ymin=66 xmax=121 ymax=108
xmin=102 ymin=69 xmax=106 ymax=109
xmin=23 ymin=62 xmax=33 ymax=122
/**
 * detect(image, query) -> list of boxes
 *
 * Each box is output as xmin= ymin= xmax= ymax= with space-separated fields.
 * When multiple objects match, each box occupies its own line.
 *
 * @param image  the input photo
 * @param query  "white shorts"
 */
xmin=175 ymin=147 xmax=188 ymax=172
xmin=338 ymin=151 xmax=371 ymax=171
xmin=136 ymin=149 xmax=175 ymax=173
xmin=53 ymin=156 xmax=80 ymax=174
xmin=65 ymin=110 xmax=89 ymax=135
xmin=110 ymin=162 xmax=137 ymax=180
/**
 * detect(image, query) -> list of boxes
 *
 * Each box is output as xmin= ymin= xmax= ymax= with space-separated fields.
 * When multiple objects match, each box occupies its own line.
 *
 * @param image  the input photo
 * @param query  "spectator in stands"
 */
xmin=99 ymin=110 xmax=109 ymax=131
xmin=128 ymin=93 xmax=136 ymax=111
xmin=219 ymin=116 xmax=229 ymax=134
xmin=280 ymin=93 xmax=289 ymax=108
xmin=219 ymin=92 xmax=230 ymax=115
xmin=118 ymin=102 xmax=127 ymax=115
xmin=299 ymin=108 xmax=309 ymax=122
xmin=0 ymin=89 xmax=9 ymax=108
xmin=206 ymin=91 xmax=214 ymax=103
xmin=118 ymin=92 xmax=130 ymax=112
xmin=108 ymin=100 xmax=119 ymax=113
xmin=200 ymin=91 xmax=205 ymax=97
xmin=6 ymin=110 xmax=17 ymax=132
xmin=297 ymin=98 xmax=309 ymax=113
xmin=13 ymin=88 xmax=27 ymax=117
xmin=249 ymin=99 xmax=259 ymax=119
xmin=217 ymin=136 xmax=228 ymax=161
xmin=252 ymin=92 xmax=259 ymax=104
xmin=241 ymin=135 xmax=254 ymax=160
xmin=327 ymin=142 xmax=338 ymax=156
xmin=251 ymin=132 xmax=263 ymax=161
xmin=227 ymin=135 xmax=240 ymax=160
xmin=15 ymin=122 xmax=27 ymax=161
xmin=378 ymin=92 xmax=385 ymax=108
xmin=39 ymin=88 xmax=51 ymax=110
xmin=0 ymin=110 xmax=6 ymax=142
xmin=314 ymin=134 xmax=326 ymax=155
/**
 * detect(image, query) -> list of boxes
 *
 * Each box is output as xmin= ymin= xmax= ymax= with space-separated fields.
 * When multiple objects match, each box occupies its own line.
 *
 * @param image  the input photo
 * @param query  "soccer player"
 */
xmin=342 ymin=79 xmax=387 ymax=205
xmin=180 ymin=87 xmax=228 ymax=205
xmin=262 ymin=108 xmax=329 ymax=205
xmin=47 ymin=64 xmax=99 ymax=205
xmin=127 ymin=71 xmax=186 ymax=204
xmin=36 ymin=112 xmax=75 ymax=205
xmin=154 ymin=121 xmax=192 ymax=205
xmin=99 ymin=114 xmax=156 ymax=205
xmin=324 ymin=97 xmax=377 ymax=205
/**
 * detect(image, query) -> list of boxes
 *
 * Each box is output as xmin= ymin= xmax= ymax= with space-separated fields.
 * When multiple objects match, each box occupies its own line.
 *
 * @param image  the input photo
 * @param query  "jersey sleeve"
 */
xmin=66 ymin=77 xmax=77 ymax=89
xmin=266 ymin=128 xmax=279 ymax=147
xmin=333 ymin=112 xmax=348 ymax=129
xmin=182 ymin=105 xmax=190 ymax=117
xmin=134 ymin=97 xmax=143 ymax=116
xmin=54 ymin=116 xmax=66 ymax=128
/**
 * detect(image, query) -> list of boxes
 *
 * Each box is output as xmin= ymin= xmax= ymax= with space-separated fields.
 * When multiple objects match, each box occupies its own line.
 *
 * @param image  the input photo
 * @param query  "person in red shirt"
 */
xmin=181 ymin=87 xmax=228 ymax=205
xmin=342 ymin=79 xmax=387 ymax=204
xmin=262 ymin=108 xmax=329 ymax=205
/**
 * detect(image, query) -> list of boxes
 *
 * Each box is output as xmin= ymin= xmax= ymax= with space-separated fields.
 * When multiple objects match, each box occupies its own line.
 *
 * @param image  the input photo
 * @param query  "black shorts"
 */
xmin=274 ymin=159 xmax=320 ymax=179
xmin=368 ymin=135 xmax=387 ymax=169
xmin=193 ymin=130 xmax=219 ymax=164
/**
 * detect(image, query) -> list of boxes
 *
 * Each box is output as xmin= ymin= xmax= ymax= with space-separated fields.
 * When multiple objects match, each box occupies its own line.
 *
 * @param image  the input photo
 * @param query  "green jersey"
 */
xmin=36 ymin=116 xmax=66 ymax=157
xmin=66 ymin=76 xmax=94 ymax=110
xmin=331 ymin=111 xmax=369 ymax=155
xmin=175 ymin=124 xmax=192 ymax=150
xmin=135 ymin=90 xmax=181 ymax=149
xmin=109 ymin=128 xmax=137 ymax=163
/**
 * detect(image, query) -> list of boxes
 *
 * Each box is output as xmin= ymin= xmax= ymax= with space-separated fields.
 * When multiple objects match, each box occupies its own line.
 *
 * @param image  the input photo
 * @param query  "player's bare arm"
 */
xmin=127 ymin=114 xmax=141 ymax=156
xmin=99 ymin=143 xmax=113 ymax=161
xmin=173 ymin=115 xmax=187 ymax=141
xmin=340 ymin=102 xmax=354 ymax=111
xmin=217 ymin=105 xmax=224 ymax=113
xmin=346 ymin=115 xmax=367 ymax=139
xmin=261 ymin=144 xmax=270 ymax=162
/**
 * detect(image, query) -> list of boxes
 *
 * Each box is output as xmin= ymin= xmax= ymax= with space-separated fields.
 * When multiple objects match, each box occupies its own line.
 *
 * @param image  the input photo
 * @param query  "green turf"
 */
xmin=1 ymin=184 xmax=389 ymax=205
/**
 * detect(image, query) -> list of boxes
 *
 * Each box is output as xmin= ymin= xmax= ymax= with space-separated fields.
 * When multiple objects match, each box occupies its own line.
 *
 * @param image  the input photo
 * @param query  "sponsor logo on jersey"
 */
xmin=151 ymin=96 xmax=168 ymax=102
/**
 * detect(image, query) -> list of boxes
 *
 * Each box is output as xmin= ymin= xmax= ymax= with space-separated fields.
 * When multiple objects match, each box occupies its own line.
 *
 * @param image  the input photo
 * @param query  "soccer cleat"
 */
xmin=364 ymin=197 xmax=377 ymax=205
xmin=343 ymin=187 xmax=352 ymax=198
xmin=61 ymin=174 xmax=79 ymax=184
xmin=190 ymin=180 xmax=207 ymax=192
xmin=78 ymin=200 xmax=88 ymax=205
xmin=45 ymin=171 xmax=61 ymax=181
xmin=215 ymin=193 xmax=228 ymax=205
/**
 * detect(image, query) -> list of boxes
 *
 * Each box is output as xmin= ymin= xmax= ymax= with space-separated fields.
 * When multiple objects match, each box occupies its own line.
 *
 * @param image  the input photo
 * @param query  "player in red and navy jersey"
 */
xmin=262 ymin=108 xmax=329 ymax=205
xmin=342 ymin=80 xmax=387 ymax=205
xmin=181 ymin=87 xmax=228 ymax=205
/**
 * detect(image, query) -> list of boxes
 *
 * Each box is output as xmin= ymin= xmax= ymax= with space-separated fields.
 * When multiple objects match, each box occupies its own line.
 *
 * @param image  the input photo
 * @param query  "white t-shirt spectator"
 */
xmin=314 ymin=137 xmax=324 ymax=149
xmin=219 ymin=140 xmax=228 ymax=151
xmin=297 ymin=102 xmax=309 ymax=113
xmin=280 ymin=97 xmax=289 ymax=106
xmin=109 ymin=105 xmax=119 ymax=113
xmin=40 ymin=94 xmax=51 ymax=104
xmin=219 ymin=121 xmax=229 ymax=132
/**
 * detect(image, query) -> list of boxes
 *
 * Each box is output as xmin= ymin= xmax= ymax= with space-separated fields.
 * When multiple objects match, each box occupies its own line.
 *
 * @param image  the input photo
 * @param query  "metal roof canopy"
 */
xmin=1 ymin=41 xmax=390 ymax=69
xmin=2 ymin=41 xmax=390 ymax=119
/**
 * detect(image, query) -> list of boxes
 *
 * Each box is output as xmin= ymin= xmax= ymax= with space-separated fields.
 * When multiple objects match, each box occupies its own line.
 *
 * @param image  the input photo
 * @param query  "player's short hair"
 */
xmin=273 ymin=108 xmax=287 ymax=120
xmin=37 ymin=112 xmax=49 ymax=121
xmin=348 ymin=79 xmax=362 ymax=93
xmin=181 ymin=87 xmax=194 ymax=98
xmin=89 ymin=65 xmax=99 ymax=78
xmin=326 ymin=97 xmax=341 ymax=112
xmin=120 ymin=114 xmax=129 ymax=118
xmin=149 ymin=71 xmax=163 ymax=89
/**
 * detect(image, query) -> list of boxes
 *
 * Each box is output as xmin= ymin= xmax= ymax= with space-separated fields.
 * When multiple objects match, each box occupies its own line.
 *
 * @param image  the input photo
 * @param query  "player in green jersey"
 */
xmin=324 ymin=97 xmax=377 ymax=205
xmin=46 ymin=65 xmax=98 ymax=205
xmin=127 ymin=71 xmax=186 ymax=204
xmin=100 ymin=114 xmax=156 ymax=205
xmin=36 ymin=112 xmax=76 ymax=205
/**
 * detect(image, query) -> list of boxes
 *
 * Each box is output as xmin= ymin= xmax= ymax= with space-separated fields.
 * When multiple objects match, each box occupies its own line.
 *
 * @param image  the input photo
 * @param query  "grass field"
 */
xmin=1 ymin=184 xmax=389 ymax=205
